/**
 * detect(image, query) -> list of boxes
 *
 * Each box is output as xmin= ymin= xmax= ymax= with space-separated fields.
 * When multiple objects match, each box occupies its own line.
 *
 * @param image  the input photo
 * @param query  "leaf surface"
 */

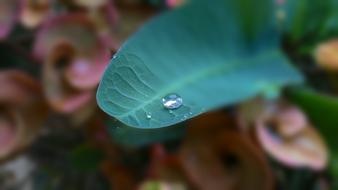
xmin=97 ymin=0 xmax=303 ymax=128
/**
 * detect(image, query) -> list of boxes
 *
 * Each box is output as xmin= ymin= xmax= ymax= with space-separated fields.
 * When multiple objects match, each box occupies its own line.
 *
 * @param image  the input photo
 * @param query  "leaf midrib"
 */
xmin=117 ymin=49 xmax=282 ymax=119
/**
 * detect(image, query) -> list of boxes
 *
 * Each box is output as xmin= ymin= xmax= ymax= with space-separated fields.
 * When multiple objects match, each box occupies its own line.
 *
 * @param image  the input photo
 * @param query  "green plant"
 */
xmin=97 ymin=0 xmax=303 ymax=129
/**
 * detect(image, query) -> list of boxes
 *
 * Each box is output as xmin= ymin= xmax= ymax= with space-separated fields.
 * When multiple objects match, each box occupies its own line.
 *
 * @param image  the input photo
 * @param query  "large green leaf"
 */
xmin=97 ymin=0 xmax=303 ymax=128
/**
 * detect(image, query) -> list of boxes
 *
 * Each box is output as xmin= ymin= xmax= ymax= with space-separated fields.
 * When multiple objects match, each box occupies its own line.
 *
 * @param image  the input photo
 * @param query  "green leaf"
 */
xmin=287 ymin=87 xmax=338 ymax=147
xmin=283 ymin=0 xmax=338 ymax=49
xmin=107 ymin=119 xmax=186 ymax=148
xmin=284 ymin=0 xmax=332 ymax=41
xmin=139 ymin=181 xmax=162 ymax=190
xmin=322 ymin=0 xmax=338 ymax=35
xmin=97 ymin=0 xmax=303 ymax=128
xmin=69 ymin=144 xmax=104 ymax=172
xmin=286 ymin=87 xmax=338 ymax=187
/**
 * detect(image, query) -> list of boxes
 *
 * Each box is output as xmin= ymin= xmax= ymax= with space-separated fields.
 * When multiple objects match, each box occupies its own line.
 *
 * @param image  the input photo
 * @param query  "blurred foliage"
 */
xmin=0 ymin=0 xmax=338 ymax=189
xmin=0 ymin=43 xmax=39 ymax=76
xmin=287 ymin=87 xmax=338 ymax=188
xmin=107 ymin=119 xmax=186 ymax=148
xmin=69 ymin=144 xmax=104 ymax=172
xmin=287 ymin=87 xmax=338 ymax=148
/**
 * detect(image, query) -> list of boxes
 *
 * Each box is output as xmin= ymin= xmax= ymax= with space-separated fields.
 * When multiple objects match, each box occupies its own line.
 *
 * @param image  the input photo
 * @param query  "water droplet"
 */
xmin=169 ymin=110 xmax=174 ymax=114
xmin=113 ymin=55 xmax=117 ymax=59
xmin=162 ymin=93 xmax=183 ymax=110
xmin=146 ymin=112 xmax=152 ymax=119
xmin=189 ymin=112 xmax=193 ymax=115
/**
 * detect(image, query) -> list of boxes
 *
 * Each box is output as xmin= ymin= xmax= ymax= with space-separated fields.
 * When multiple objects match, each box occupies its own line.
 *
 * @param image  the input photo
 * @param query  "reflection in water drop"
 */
xmin=162 ymin=93 xmax=183 ymax=110
xmin=146 ymin=112 xmax=152 ymax=119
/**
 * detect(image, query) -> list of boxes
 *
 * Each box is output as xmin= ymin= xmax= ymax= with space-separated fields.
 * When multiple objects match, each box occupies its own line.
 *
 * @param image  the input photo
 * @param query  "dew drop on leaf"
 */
xmin=162 ymin=93 xmax=183 ymax=110
xmin=146 ymin=112 xmax=152 ymax=119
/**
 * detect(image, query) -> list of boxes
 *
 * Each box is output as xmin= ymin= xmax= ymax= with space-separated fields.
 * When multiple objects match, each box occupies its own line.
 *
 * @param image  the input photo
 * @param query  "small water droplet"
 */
xmin=146 ymin=113 xmax=152 ymax=119
xmin=189 ymin=112 xmax=193 ymax=115
xmin=113 ymin=55 xmax=117 ymax=59
xmin=162 ymin=93 xmax=183 ymax=110
xmin=169 ymin=110 xmax=174 ymax=114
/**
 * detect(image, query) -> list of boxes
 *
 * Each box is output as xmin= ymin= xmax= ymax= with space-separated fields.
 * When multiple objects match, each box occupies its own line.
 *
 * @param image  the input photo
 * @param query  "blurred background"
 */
xmin=0 ymin=0 xmax=336 ymax=189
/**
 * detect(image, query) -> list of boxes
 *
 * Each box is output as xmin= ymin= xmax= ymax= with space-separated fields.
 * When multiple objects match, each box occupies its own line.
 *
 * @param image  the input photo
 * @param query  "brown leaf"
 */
xmin=255 ymin=101 xmax=329 ymax=171
xmin=34 ymin=15 xmax=109 ymax=118
xmin=0 ymin=70 xmax=48 ymax=162
xmin=180 ymin=112 xmax=273 ymax=190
